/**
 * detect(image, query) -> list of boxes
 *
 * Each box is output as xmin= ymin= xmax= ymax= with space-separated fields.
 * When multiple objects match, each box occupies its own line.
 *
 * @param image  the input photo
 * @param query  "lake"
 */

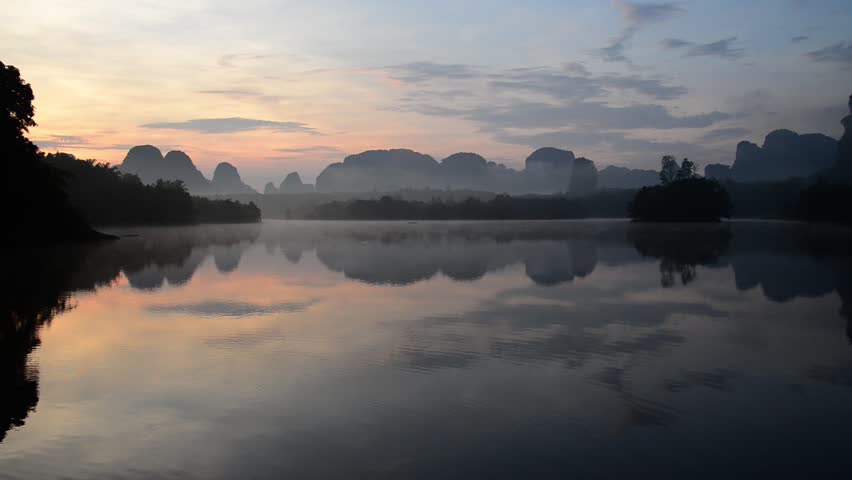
xmin=2 ymin=220 xmax=851 ymax=478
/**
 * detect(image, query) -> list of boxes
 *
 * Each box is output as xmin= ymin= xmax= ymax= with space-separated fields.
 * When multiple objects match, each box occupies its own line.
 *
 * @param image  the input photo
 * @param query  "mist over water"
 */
xmin=1 ymin=220 xmax=851 ymax=478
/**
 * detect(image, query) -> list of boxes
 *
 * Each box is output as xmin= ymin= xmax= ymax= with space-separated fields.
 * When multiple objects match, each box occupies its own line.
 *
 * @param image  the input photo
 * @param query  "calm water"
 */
xmin=2 ymin=220 xmax=852 ymax=478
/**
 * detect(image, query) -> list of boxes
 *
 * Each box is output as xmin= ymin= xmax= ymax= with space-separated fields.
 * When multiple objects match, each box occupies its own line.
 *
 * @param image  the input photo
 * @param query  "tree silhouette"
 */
xmin=659 ymin=155 xmax=679 ymax=185
xmin=675 ymin=158 xmax=697 ymax=181
xmin=1 ymin=61 xmax=108 ymax=244
xmin=0 ymin=62 xmax=36 ymax=153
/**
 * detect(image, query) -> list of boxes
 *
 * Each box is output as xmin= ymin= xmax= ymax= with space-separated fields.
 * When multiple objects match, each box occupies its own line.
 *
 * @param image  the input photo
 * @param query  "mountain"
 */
xmin=316 ymin=149 xmax=440 ymax=192
xmin=729 ymin=129 xmax=837 ymax=182
xmin=119 ymin=146 xmax=258 ymax=194
xmin=119 ymin=146 xmax=210 ymax=192
xmin=704 ymin=163 xmax=732 ymax=181
xmin=313 ymin=147 xmax=598 ymax=194
xmin=264 ymin=182 xmax=278 ymax=194
xmin=211 ymin=162 xmax=257 ymax=194
xmin=279 ymin=172 xmax=314 ymax=193
xmin=598 ymin=165 xmax=659 ymax=189
xmin=570 ymin=157 xmax=598 ymax=195
xmin=524 ymin=147 xmax=575 ymax=193
xmin=438 ymin=152 xmax=519 ymax=192
xmin=835 ymin=94 xmax=852 ymax=180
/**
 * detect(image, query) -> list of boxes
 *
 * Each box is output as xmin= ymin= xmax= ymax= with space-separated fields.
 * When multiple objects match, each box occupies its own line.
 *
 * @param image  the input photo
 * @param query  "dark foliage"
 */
xmin=1 ymin=61 xmax=108 ymax=244
xmin=44 ymin=152 xmax=260 ymax=225
xmin=720 ymin=178 xmax=803 ymax=219
xmin=309 ymin=194 xmax=590 ymax=220
xmin=798 ymin=182 xmax=852 ymax=224
xmin=193 ymin=196 xmax=261 ymax=224
xmin=629 ymin=177 xmax=733 ymax=222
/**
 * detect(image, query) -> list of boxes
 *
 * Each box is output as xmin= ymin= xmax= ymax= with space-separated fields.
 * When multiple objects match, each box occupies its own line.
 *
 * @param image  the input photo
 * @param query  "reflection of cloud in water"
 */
xmin=147 ymin=300 xmax=317 ymax=317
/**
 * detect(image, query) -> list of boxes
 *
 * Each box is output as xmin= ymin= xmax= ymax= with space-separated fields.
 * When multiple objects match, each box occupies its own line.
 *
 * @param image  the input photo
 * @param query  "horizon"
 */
xmin=3 ymin=0 xmax=851 ymax=189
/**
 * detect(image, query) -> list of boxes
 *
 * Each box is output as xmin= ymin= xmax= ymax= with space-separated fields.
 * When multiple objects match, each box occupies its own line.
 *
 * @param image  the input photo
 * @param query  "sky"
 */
xmin=2 ymin=0 xmax=851 ymax=188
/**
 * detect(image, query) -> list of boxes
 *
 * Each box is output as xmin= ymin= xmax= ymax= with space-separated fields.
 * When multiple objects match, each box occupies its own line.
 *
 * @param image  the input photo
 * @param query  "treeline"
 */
xmin=309 ymin=194 xmax=621 ymax=220
xmin=799 ymin=181 xmax=852 ymax=224
xmin=44 ymin=153 xmax=260 ymax=225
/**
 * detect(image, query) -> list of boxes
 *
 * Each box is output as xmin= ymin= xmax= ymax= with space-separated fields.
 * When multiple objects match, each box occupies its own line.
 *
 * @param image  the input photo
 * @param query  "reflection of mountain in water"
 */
xmin=263 ymin=221 xmax=852 ymax=341
xmin=0 ymin=225 xmax=260 ymax=443
xmin=3 ymin=221 xmax=852 ymax=444
xmin=266 ymin=223 xmax=632 ymax=287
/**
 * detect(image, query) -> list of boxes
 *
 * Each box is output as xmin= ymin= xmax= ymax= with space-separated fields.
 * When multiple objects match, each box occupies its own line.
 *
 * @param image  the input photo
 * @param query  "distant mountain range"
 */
xmin=313 ymin=147 xmax=657 ymax=194
xmin=119 ymin=145 xmax=660 ymax=195
xmin=119 ymin=96 xmax=852 ymax=196
xmin=118 ymin=145 xmax=256 ymax=194
xmin=704 ymin=129 xmax=838 ymax=182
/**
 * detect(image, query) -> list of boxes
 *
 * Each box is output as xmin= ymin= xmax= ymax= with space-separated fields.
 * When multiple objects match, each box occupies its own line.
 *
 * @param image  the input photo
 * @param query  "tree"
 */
xmin=659 ymin=155 xmax=678 ymax=185
xmin=676 ymin=158 xmax=697 ymax=181
xmin=1 ymin=61 xmax=40 ymax=171
xmin=0 ymin=62 xmax=36 ymax=139
xmin=1 ymin=60 xmax=108 ymax=244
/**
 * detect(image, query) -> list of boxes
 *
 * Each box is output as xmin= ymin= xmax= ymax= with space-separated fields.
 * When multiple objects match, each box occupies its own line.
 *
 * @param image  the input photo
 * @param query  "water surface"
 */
xmin=2 ymin=220 xmax=851 ymax=478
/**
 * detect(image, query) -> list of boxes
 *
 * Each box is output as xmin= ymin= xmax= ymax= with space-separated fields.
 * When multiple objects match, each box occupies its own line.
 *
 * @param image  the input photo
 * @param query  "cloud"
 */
xmin=806 ymin=42 xmax=852 ymax=64
xmin=698 ymin=127 xmax=751 ymax=142
xmin=598 ymin=1 xmax=686 ymax=63
xmin=494 ymin=128 xmax=714 ymax=159
xmin=454 ymin=101 xmax=730 ymax=131
xmin=659 ymin=38 xmax=691 ymax=49
xmin=488 ymin=65 xmax=687 ymax=100
xmin=34 ymin=135 xmax=136 ymax=152
xmin=615 ymin=0 xmax=685 ymax=24
xmin=141 ymin=117 xmax=317 ymax=134
xmin=34 ymin=134 xmax=87 ymax=149
xmin=274 ymin=146 xmax=345 ymax=156
xmin=198 ymin=89 xmax=287 ymax=103
xmin=385 ymin=62 xmax=480 ymax=83
xmin=217 ymin=52 xmax=283 ymax=68
xmin=661 ymin=37 xmax=745 ymax=59
xmin=791 ymin=35 xmax=809 ymax=43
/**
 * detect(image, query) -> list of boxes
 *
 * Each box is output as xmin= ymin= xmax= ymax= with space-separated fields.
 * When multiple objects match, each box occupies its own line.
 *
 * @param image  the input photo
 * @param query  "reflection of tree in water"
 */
xmin=0 ymin=225 xmax=260 ymax=443
xmin=0 ymin=246 xmax=101 ymax=442
xmin=628 ymin=225 xmax=731 ymax=287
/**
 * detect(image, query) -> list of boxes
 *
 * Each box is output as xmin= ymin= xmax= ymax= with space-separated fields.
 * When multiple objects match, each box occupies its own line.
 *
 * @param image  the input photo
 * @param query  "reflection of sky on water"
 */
xmin=1 ymin=220 xmax=851 ymax=478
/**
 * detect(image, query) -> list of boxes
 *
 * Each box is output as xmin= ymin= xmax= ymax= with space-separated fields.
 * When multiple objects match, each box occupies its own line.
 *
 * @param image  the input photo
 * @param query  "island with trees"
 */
xmin=628 ymin=156 xmax=733 ymax=222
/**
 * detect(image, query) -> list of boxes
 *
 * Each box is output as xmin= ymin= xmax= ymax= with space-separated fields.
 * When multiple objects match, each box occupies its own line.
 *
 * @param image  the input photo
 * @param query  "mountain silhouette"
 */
xmin=706 ymin=130 xmax=837 ymax=182
xmin=835 ymin=94 xmax=852 ymax=180
xmin=211 ymin=162 xmax=257 ymax=194
xmin=571 ymin=157 xmax=598 ymax=195
xmin=119 ymin=146 xmax=210 ymax=192
xmin=119 ymin=146 xmax=258 ymax=195
xmin=524 ymin=147 xmax=575 ymax=193
xmin=279 ymin=172 xmax=314 ymax=193
xmin=312 ymin=147 xmax=603 ymax=194
xmin=703 ymin=163 xmax=733 ymax=181
xmin=316 ymin=149 xmax=440 ymax=192
xmin=598 ymin=165 xmax=659 ymax=189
